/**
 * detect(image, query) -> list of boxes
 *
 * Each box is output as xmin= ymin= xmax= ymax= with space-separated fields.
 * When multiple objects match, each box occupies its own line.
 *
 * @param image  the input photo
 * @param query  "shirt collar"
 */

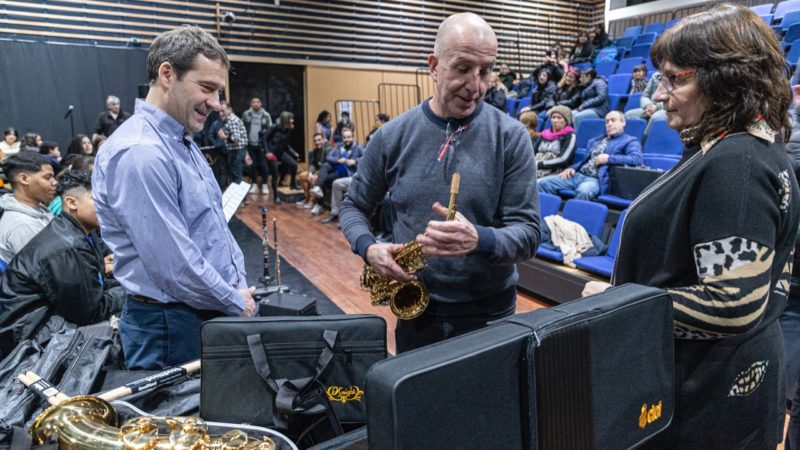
xmin=135 ymin=98 xmax=190 ymax=147
xmin=422 ymin=97 xmax=484 ymax=129
xmin=700 ymin=115 xmax=777 ymax=153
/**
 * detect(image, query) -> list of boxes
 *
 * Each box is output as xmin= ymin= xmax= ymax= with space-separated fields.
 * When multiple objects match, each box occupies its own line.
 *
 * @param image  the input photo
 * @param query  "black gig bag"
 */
xmin=200 ymin=315 xmax=386 ymax=442
xmin=366 ymin=284 xmax=674 ymax=450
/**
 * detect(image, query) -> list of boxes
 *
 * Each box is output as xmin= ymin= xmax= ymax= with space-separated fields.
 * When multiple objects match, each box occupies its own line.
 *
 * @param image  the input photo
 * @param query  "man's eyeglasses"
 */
xmin=657 ymin=69 xmax=696 ymax=92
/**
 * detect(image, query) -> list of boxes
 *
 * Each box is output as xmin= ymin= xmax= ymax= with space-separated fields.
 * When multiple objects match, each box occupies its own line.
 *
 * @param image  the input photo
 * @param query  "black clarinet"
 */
xmin=273 ymin=218 xmax=281 ymax=288
xmin=259 ymin=206 xmax=271 ymax=284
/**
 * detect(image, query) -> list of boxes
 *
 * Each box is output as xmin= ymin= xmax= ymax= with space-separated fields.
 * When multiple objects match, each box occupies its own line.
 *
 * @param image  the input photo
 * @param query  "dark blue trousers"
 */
xmin=119 ymin=297 xmax=222 ymax=370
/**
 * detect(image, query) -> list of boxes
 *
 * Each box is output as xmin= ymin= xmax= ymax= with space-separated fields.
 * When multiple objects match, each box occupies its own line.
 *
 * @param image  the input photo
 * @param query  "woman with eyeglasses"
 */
xmin=582 ymin=4 xmax=799 ymax=448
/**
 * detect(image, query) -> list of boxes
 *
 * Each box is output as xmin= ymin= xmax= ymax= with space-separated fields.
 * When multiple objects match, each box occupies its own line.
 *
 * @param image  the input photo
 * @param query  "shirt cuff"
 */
xmin=475 ymin=225 xmax=495 ymax=255
xmin=355 ymin=234 xmax=377 ymax=262
xmin=222 ymin=289 xmax=246 ymax=316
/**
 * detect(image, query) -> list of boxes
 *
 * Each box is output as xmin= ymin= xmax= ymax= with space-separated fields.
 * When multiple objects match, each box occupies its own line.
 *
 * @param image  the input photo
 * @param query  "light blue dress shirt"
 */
xmin=93 ymin=99 xmax=247 ymax=316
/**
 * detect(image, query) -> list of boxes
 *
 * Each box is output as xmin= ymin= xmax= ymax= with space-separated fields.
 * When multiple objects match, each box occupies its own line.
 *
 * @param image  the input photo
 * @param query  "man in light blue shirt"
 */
xmin=93 ymin=26 xmax=256 ymax=370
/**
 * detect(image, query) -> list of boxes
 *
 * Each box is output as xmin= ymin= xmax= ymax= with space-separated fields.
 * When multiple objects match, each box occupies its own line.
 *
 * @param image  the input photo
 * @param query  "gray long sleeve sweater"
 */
xmin=339 ymin=100 xmax=541 ymax=308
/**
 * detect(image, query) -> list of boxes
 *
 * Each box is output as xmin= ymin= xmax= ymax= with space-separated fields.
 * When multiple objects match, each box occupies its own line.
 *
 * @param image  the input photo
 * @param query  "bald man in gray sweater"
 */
xmin=340 ymin=12 xmax=540 ymax=352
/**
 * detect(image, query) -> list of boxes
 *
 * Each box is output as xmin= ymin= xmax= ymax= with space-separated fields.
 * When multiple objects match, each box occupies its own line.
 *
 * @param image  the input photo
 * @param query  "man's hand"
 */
xmin=217 ymin=128 xmax=228 ymax=139
xmin=366 ymin=243 xmax=416 ymax=282
xmin=244 ymin=153 xmax=253 ymax=166
xmin=644 ymin=104 xmax=656 ymax=118
xmin=104 ymin=254 xmax=114 ymax=275
xmin=239 ymin=287 xmax=256 ymax=317
xmin=560 ymin=167 xmax=575 ymax=180
xmin=582 ymin=281 xmax=612 ymax=297
xmin=594 ymin=153 xmax=609 ymax=166
xmin=338 ymin=157 xmax=347 ymax=164
xmin=415 ymin=202 xmax=479 ymax=257
xmin=346 ymin=159 xmax=357 ymax=167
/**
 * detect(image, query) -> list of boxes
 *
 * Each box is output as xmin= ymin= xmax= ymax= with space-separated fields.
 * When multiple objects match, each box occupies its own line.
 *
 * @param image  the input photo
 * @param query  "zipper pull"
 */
xmin=345 ymin=348 xmax=353 ymax=367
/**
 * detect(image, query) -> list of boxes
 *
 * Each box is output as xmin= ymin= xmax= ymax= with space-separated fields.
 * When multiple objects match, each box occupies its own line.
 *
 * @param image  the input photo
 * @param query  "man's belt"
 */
xmin=129 ymin=295 xmax=166 ymax=305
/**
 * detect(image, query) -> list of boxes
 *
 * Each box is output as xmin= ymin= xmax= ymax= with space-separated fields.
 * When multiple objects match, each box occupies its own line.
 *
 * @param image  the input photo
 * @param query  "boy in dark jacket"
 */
xmin=0 ymin=170 xmax=125 ymax=356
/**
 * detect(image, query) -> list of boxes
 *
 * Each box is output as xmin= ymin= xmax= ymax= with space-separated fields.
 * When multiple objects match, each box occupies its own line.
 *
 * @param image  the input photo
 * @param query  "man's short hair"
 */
xmin=312 ymin=132 xmax=323 ymax=139
xmin=146 ymin=26 xmax=229 ymax=84
xmin=57 ymin=170 xmax=92 ymax=197
xmin=279 ymin=111 xmax=294 ymax=126
xmin=3 ymin=151 xmax=51 ymax=185
xmin=39 ymin=141 xmax=58 ymax=155
xmin=106 ymin=95 xmax=120 ymax=105
xmin=376 ymin=113 xmax=390 ymax=123
xmin=606 ymin=111 xmax=626 ymax=122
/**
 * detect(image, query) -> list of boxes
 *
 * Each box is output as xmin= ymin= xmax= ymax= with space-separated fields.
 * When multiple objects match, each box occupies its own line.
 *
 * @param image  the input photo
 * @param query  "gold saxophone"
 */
xmin=361 ymin=173 xmax=460 ymax=320
xmin=30 ymin=395 xmax=276 ymax=450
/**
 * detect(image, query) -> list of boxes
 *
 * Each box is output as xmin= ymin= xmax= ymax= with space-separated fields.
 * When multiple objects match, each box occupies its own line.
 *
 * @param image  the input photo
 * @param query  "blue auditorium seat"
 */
xmin=506 ymin=97 xmax=519 ymax=115
xmin=623 ymin=25 xmax=642 ymax=38
xmin=539 ymin=193 xmax=562 ymax=219
xmin=596 ymin=195 xmax=632 ymax=209
xmin=643 ymin=155 xmax=680 ymax=171
xmin=614 ymin=37 xmax=635 ymax=52
xmin=645 ymin=58 xmax=657 ymax=75
xmin=643 ymin=22 xmax=665 ymax=35
xmin=537 ymin=199 xmax=609 ymax=262
xmin=780 ymin=10 xmax=800 ymax=31
xmin=627 ymin=44 xmax=652 ymax=59
xmin=624 ymin=93 xmax=643 ymax=113
xmin=787 ymin=39 xmax=800 ymax=67
xmin=575 ymin=119 xmax=606 ymax=153
xmin=573 ymin=62 xmax=592 ymax=72
xmin=761 ymin=13 xmax=775 ymax=24
xmin=775 ymin=0 xmax=800 ymax=23
xmin=608 ymin=74 xmax=633 ymax=111
xmin=666 ymin=18 xmax=681 ymax=29
xmin=643 ymin=120 xmax=683 ymax=157
xmin=782 ymin=23 xmax=800 ymax=48
xmin=633 ymin=32 xmax=657 ymax=45
xmin=750 ymin=3 xmax=774 ymax=15
xmin=616 ymin=57 xmax=644 ymax=75
xmin=624 ymin=118 xmax=647 ymax=141
xmin=574 ymin=209 xmax=628 ymax=277
xmin=596 ymin=60 xmax=618 ymax=79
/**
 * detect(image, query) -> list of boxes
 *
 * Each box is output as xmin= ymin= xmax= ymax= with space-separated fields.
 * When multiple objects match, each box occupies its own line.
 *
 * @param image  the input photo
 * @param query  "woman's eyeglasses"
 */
xmin=658 ymin=69 xmax=696 ymax=92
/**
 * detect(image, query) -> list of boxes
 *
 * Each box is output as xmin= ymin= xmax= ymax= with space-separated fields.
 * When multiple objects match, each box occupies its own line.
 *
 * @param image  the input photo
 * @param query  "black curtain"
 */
xmin=0 ymin=40 xmax=149 ymax=149
xmin=229 ymin=62 xmax=306 ymax=160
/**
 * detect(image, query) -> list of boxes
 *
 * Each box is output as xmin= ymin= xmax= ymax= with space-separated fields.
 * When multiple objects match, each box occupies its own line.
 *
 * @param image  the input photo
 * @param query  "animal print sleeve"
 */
xmin=666 ymin=236 xmax=791 ymax=340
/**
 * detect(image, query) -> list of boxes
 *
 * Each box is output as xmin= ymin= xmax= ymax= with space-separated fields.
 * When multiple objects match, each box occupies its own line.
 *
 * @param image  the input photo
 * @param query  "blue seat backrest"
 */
xmin=751 ymin=3 xmax=774 ymax=15
xmin=575 ymin=119 xmax=606 ymax=150
xmin=628 ymin=44 xmax=652 ymax=59
xmin=623 ymin=26 xmax=642 ymax=38
xmin=606 ymin=209 xmax=628 ymax=258
xmin=614 ymin=36 xmax=635 ymax=50
xmin=561 ymin=199 xmax=609 ymax=237
xmin=539 ymin=193 xmax=562 ymax=219
xmin=775 ymin=0 xmax=800 ymax=21
xmin=784 ymin=22 xmax=800 ymax=44
xmin=624 ymin=93 xmax=643 ymax=112
xmin=624 ymin=118 xmax=647 ymax=141
xmin=781 ymin=9 xmax=800 ymax=29
xmin=787 ymin=39 xmax=800 ymax=65
xmin=596 ymin=60 xmax=618 ymax=79
xmin=608 ymin=74 xmax=633 ymax=95
xmin=643 ymin=22 xmax=665 ymax=35
xmin=643 ymin=155 xmax=680 ymax=171
xmin=634 ymin=32 xmax=657 ymax=45
xmin=666 ymin=18 xmax=681 ymax=28
xmin=643 ymin=121 xmax=683 ymax=156
xmin=617 ymin=57 xmax=644 ymax=75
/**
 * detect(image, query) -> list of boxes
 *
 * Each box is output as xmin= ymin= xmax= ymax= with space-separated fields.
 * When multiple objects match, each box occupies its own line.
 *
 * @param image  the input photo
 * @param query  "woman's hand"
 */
xmin=582 ymin=281 xmax=611 ymax=297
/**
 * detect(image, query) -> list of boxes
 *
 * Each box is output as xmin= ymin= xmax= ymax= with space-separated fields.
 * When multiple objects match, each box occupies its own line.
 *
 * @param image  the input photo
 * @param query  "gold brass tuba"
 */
xmin=361 ymin=173 xmax=460 ymax=320
xmin=30 ymin=395 xmax=276 ymax=450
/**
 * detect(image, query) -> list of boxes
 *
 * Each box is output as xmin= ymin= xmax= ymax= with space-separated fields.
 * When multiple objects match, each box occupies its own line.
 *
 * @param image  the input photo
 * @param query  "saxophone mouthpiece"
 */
xmin=450 ymin=173 xmax=460 ymax=195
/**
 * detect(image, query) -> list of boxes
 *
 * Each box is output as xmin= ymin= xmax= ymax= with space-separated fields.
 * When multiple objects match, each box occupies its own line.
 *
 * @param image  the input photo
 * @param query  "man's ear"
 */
xmin=428 ymin=54 xmax=439 ymax=82
xmin=16 ymin=172 xmax=30 ymax=187
xmin=158 ymin=61 xmax=174 ymax=88
xmin=62 ymin=194 xmax=77 ymax=212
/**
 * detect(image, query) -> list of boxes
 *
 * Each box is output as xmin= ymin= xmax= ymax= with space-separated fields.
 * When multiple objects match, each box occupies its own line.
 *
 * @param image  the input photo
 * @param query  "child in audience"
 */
xmin=629 ymin=64 xmax=648 ymax=94
xmin=519 ymin=110 xmax=540 ymax=144
xmin=0 ymin=128 xmax=20 ymax=158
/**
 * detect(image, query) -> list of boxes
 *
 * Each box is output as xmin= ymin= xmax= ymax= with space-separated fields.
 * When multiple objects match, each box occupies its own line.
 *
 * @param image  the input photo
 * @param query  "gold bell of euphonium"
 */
xmin=29 ymin=395 xmax=276 ymax=450
xmin=361 ymin=173 xmax=460 ymax=320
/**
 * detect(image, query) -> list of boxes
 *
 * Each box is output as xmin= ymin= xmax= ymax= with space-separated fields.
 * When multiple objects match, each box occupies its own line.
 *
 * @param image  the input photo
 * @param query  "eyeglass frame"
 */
xmin=656 ymin=69 xmax=697 ymax=92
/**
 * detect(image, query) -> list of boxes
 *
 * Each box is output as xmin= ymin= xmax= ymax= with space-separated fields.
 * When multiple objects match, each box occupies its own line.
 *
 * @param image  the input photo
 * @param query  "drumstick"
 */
xmin=97 ymin=359 xmax=201 ymax=401
xmin=17 ymin=372 xmax=70 ymax=405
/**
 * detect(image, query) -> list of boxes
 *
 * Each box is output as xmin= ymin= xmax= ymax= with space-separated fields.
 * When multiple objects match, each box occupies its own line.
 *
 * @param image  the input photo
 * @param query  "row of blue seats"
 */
xmin=537 ymin=196 xmax=627 ymax=278
xmin=752 ymin=0 xmax=800 ymax=24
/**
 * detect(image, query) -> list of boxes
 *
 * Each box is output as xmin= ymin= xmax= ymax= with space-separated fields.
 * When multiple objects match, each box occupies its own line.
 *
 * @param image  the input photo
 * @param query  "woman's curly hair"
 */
xmin=650 ymin=3 xmax=791 ymax=143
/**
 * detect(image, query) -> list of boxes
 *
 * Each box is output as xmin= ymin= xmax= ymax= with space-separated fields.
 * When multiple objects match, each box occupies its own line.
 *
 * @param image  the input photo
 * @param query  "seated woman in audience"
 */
xmin=484 ymin=73 xmax=507 ymax=111
xmin=528 ymin=69 xmax=557 ymax=114
xmin=533 ymin=106 xmax=576 ymax=178
xmin=629 ymin=64 xmax=648 ymax=94
xmin=519 ymin=111 xmax=540 ymax=145
xmin=582 ymin=5 xmax=798 ymax=449
xmin=66 ymin=134 xmax=94 ymax=156
xmin=572 ymin=68 xmax=610 ymax=130
xmin=0 ymin=170 xmax=125 ymax=356
xmin=569 ymin=31 xmax=594 ymax=65
xmin=555 ymin=67 xmax=583 ymax=109
xmin=314 ymin=110 xmax=333 ymax=143
xmin=39 ymin=141 xmax=61 ymax=174
xmin=591 ymin=23 xmax=610 ymax=50
xmin=0 ymin=127 xmax=20 ymax=158
xmin=19 ymin=133 xmax=42 ymax=152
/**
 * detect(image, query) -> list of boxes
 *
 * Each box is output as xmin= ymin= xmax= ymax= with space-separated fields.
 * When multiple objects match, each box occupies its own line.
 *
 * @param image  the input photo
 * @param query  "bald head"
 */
xmin=433 ymin=13 xmax=497 ymax=59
